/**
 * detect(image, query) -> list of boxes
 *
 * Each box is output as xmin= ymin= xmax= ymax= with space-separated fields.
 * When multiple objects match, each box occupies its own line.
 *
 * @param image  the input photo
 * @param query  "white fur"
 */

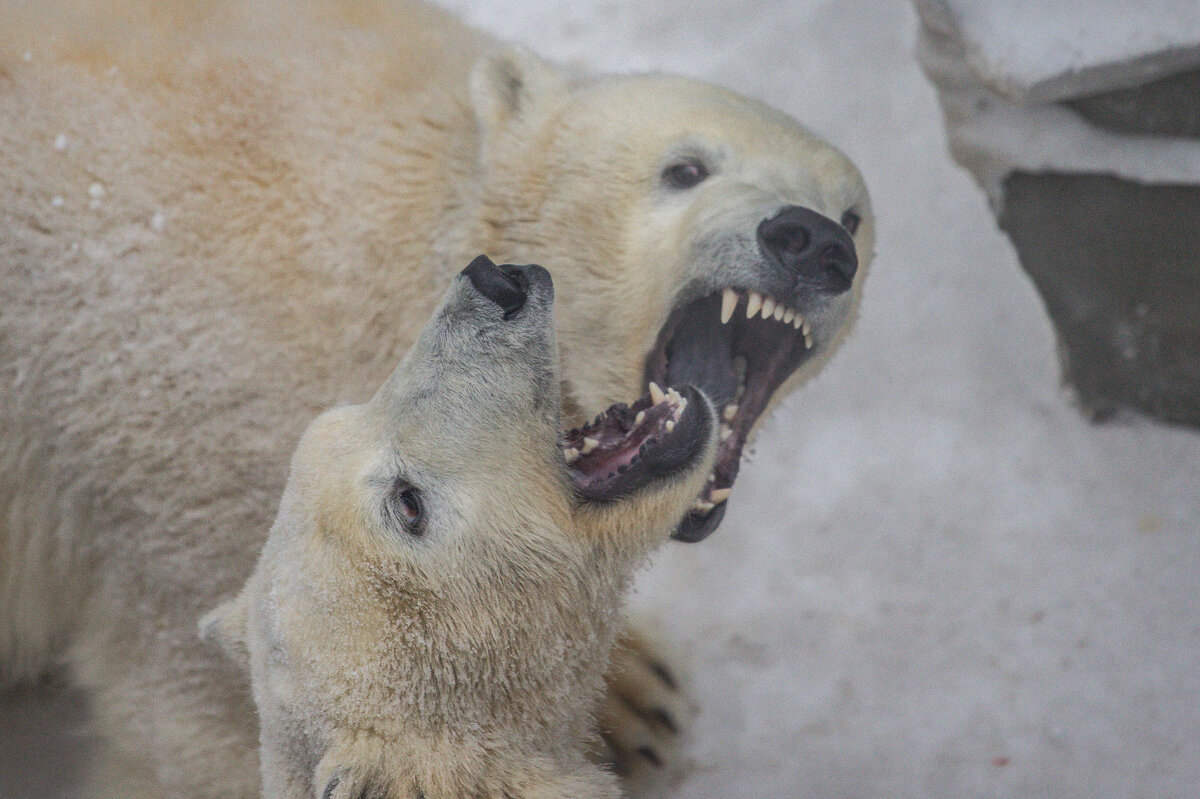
xmin=0 ymin=2 xmax=873 ymax=796
xmin=205 ymin=270 xmax=719 ymax=797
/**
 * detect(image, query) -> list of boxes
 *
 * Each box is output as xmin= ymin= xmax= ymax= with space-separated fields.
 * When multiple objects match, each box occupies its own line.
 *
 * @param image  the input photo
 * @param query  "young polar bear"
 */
xmin=201 ymin=256 xmax=719 ymax=799
xmin=1 ymin=0 xmax=872 ymax=792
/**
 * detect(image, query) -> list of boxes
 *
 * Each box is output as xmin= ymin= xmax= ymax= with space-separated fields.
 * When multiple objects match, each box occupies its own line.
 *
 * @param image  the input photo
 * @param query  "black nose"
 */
xmin=462 ymin=254 xmax=529 ymax=319
xmin=756 ymin=205 xmax=858 ymax=293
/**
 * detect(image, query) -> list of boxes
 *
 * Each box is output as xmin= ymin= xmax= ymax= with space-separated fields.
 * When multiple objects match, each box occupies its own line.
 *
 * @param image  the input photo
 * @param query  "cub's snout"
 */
xmin=462 ymin=254 xmax=541 ymax=319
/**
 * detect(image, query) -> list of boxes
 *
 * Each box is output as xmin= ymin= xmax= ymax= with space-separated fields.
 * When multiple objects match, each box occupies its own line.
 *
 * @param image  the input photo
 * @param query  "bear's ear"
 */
xmin=198 ymin=593 xmax=250 ymax=672
xmin=469 ymin=46 xmax=567 ymax=140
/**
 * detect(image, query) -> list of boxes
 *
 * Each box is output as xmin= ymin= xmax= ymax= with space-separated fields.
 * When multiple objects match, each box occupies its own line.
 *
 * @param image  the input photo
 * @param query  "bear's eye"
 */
xmin=661 ymin=158 xmax=709 ymax=190
xmin=840 ymin=209 xmax=861 ymax=236
xmin=388 ymin=480 xmax=424 ymax=535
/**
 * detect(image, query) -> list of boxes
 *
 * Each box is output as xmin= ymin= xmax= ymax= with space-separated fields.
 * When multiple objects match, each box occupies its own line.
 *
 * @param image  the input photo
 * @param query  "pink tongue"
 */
xmin=574 ymin=440 xmax=640 ymax=478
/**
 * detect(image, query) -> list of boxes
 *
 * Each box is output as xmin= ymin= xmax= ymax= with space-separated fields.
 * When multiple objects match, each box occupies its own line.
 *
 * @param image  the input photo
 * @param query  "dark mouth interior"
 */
xmin=644 ymin=290 xmax=815 ymax=540
xmin=564 ymin=384 xmax=708 ymax=502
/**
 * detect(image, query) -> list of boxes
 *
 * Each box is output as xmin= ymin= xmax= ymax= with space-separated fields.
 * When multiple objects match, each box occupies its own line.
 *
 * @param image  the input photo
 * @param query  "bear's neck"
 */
xmin=359 ymin=555 xmax=627 ymax=749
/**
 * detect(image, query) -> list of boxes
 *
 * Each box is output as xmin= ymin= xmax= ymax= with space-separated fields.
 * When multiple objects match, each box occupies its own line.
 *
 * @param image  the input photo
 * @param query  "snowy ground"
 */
xmin=5 ymin=2 xmax=1199 ymax=797
xmin=433 ymin=1 xmax=1200 ymax=797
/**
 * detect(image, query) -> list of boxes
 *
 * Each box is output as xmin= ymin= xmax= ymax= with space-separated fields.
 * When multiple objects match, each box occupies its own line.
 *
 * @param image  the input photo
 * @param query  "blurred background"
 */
xmin=4 ymin=1 xmax=1198 ymax=797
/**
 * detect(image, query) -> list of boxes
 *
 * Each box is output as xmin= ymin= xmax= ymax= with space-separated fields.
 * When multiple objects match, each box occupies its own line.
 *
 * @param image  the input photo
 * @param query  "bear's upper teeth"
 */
xmin=745 ymin=291 xmax=762 ymax=319
xmin=720 ymin=288 xmax=738 ymax=324
xmin=717 ymin=287 xmax=808 ymax=337
xmin=649 ymin=381 xmax=666 ymax=405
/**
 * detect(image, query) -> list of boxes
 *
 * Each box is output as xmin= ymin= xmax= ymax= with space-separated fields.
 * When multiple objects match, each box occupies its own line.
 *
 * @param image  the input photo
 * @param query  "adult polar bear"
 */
xmin=0 ymin=0 xmax=873 ymax=796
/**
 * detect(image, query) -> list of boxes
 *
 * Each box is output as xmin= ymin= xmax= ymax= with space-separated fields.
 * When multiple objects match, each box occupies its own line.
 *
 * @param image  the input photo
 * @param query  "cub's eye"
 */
xmin=661 ymin=158 xmax=709 ymax=190
xmin=840 ymin=209 xmax=861 ymax=236
xmin=388 ymin=480 xmax=424 ymax=535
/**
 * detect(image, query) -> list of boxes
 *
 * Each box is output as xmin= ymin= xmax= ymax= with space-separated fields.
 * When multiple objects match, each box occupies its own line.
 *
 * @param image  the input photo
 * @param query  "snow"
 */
xmin=429 ymin=2 xmax=1200 ymax=797
xmin=917 ymin=0 xmax=1200 ymax=103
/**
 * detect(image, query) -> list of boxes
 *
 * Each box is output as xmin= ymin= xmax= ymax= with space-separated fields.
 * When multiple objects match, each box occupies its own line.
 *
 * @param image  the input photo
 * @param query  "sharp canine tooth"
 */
xmin=761 ymin=297 xmax=775 ymax=319
xmin=564 ymin=447 xmax=580 ymax=463
xmin=773 ymin=304 xmax=785 ymax=321
xmin=635 ymin=410 xmax=646 ymax=425
xmin=709 ymin=488 xmax=732 ymax=504
xmin=745 ymin=291 xmax=762 ymax=319
xmin=804 ymin=333 xmax=813 ymax=349
xmin=582 ymin=437 xmax=600 ymax=453
xmin=649 ymin=382 xmax=665 ymax=404
xmin=665 ymin=420 xmax=675 ymax=432
xmin=720 ymin=288 xmax=738 ymax=324
xmin=723 ymin=404 xmax=738 ymax=421
xmin=783 ymin=308 xmax=795 ymax=324
xmin=802 ymin=320 xmax=811 ymax=336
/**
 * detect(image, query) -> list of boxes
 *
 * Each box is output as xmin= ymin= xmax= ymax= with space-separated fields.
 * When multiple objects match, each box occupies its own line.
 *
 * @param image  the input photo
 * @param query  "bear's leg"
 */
xmin=69 ymin=614 xmax=261 ymax=799
xmin=593 ymin=627 xmax=694 ymax=797
xmin=76 ymin=672 xmax=261 ymax=799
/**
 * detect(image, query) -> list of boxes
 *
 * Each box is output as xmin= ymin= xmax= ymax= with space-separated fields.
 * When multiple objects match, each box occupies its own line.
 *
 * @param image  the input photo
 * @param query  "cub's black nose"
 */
xmin=462 ymin=254 xmax=529 ymax=319
xmin=757 ymin=205 xmax=858 ymax=293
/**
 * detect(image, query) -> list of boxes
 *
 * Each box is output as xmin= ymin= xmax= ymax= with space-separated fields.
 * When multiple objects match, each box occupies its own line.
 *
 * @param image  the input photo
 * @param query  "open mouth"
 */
xmin=563 ymin=383 xmax=711 ymax=503
xmin=645 ymin=288 xmax=816 ymax=541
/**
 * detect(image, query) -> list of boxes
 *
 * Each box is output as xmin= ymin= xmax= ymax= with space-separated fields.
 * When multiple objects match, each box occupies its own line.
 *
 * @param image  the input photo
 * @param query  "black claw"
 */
xmin=651 ymin=708 xmax=679 ymax=734
xmin=636 ymin=746 xmax=663 ymax=767
xmin=649 ymin=661 xmax=678 ymax=691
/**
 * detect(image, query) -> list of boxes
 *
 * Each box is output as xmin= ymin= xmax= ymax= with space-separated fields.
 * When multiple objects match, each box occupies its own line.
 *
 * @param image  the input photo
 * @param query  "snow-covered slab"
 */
xmin=917 ymin=0 xmax=1200 ymax=104
xmin=916 ymin=0 xmax=1200 ymax=205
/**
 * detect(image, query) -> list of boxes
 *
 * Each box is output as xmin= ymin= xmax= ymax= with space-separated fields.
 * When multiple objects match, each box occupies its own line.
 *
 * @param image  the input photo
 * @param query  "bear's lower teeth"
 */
xmin=561 ymin=385 xmax=688 ymax=483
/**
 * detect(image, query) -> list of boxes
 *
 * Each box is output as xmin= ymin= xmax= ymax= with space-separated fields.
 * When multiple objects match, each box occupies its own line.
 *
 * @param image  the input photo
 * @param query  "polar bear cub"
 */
xmin=201 ymin=256 xmax=718 ymax=799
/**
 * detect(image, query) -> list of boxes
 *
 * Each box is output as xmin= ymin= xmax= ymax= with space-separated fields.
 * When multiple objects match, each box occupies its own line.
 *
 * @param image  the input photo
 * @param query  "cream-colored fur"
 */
xmin=200 ymin=263 xmax=718 ymax=799
xmin=0 ymin=1 xmax=872 ymax=796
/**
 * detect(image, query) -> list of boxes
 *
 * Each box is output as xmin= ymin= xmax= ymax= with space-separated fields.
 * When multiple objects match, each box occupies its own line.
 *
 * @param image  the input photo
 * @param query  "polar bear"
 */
xmin=201 ymin=255 xmax=719 ymax=799
xmin=0 ymin=0 xmax=873 ymax=795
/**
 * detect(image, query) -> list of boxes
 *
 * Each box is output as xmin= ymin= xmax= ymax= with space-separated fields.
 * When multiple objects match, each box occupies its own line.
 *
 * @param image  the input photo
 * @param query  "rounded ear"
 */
xmin=198 ymin=593 xmax=250 ymax=672
xmin=469 ymin=46 xmax=567 ymax=145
